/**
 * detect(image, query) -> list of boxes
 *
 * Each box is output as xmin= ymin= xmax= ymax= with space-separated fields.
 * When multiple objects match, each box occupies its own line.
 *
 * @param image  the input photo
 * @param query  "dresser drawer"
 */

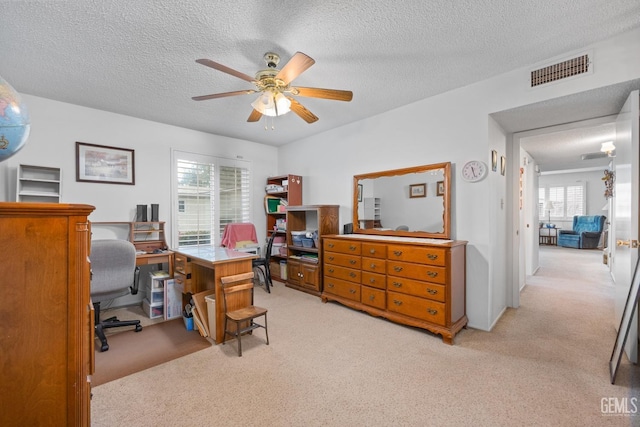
xmin=361 ymin=286 xmax=385 ymax=309
xmin=362 ymin=242 xmax=386 ymax=259
xmin=387 ymin=245 xmax=446 ymax=267
xmin=387 ymin=291 xmax=446 ymax=326
xmin=387 ymin=277 xmax=446 ymax=302
xmin=361 ymin=257 xmax=386 ymax=274
xmin=174 ymin=254 xmax=192 ymax=274
xmin=325 ymin=251 xmax=361 ymax=269
xmin=324 ymin=239 xmax=362 ymax=255
xmin=324 ymin=276 xmax=361 ymax=302
xmin=173 ymin=271 xmax=193 ymax=294
xmin=361 ymin=271 xmax=386 ymax=290
xmin=387 ymin=260 xmax=446 ymax=285
xmin=324 ymin=264 xmax=361 ymax=283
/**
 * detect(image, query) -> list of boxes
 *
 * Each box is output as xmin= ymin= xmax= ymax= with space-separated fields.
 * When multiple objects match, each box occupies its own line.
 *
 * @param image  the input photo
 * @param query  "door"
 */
xmin=612 ymin=90 xmax=639 ymax=363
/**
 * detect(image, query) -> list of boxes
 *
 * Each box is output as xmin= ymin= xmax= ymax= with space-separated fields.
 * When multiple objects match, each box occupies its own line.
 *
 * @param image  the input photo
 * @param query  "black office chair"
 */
xmin=253 ymin=233 xmax=276 ymax=293
xmin=90 ymin=239 xmax=142 ymax=352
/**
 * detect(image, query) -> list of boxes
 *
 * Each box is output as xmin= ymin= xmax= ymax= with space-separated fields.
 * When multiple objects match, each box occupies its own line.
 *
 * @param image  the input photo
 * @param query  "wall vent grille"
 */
xmin=530 ymin=54 xmax=590 ymax=87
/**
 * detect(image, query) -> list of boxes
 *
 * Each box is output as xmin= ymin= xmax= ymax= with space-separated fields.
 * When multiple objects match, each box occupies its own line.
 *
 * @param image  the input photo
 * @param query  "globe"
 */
xmin=0 ymin=75 xmax=31 ymax=162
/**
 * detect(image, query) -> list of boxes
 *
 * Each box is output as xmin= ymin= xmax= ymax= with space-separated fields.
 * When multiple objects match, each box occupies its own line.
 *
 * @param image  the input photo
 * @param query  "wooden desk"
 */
xmin=136 ymin=251 xmax=174 ymax=276
xmin=172 ymin=245 xmax=257 ymax=343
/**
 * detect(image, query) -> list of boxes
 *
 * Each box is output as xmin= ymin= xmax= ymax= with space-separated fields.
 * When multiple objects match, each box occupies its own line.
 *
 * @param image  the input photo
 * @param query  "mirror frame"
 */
xmin=353 ymin=162 xmax=451 ymax=239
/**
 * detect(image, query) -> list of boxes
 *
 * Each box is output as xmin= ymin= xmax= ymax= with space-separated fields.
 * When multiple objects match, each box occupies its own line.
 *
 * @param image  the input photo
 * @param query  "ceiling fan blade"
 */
xmin=292 ymin=87 xmax=353 ymax=102
xmin=192 ymin=89 xmax=256 ymax=101
xmin=287 ymin=97 xmax=318 ymax=123
xmin=195 ymin=59 xmax=256 ymax=83
xmin=247 ymin=109 xmax=262 ymax=122
xmin=275 ymin=52 xmax=315 ymax=85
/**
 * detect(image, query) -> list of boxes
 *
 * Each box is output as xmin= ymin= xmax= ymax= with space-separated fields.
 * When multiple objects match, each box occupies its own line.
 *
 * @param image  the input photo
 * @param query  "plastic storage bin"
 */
xmin=205 ymin=295 xmax=216 ymax=343
xmin=143 ymin=298 xmax=164 ymax=319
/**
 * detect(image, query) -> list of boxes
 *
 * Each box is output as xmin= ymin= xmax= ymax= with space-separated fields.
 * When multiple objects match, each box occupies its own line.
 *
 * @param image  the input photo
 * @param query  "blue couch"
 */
xmin=557 ymin=215 xmax=606 ymax=249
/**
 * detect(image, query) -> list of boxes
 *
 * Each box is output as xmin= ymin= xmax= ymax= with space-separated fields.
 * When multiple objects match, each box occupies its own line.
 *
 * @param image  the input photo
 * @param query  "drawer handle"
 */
xmin=369 ymin=295 xmax=375 ymax=301
xmin=393 ymin=250 xmax=403 ymax=256
xmin=369 ymin=249 xmax=376 ymax=254
xmin=328 ymin=268 xmax=334 ymax=273
xmin=327 ymin=283 xmax=334 ymax=288
xmin=369 ymin=278 xmax=376 ymax=284
xmin=393 ymin=282 xmax=402 ymax=288
xmin=427 ymin=288 xmax=438 ymax=295
xmin=328 ymin=256 xmax=334 ymax=261
xmin=349 ymin=245 xmax=357 ymax=251
xmin=427 ymin=254 xmax=438 ymax=260
xmin=349 ymin=289 xmax=356 ymax=294
xmin=349 ymin=260 xmax=356 ymax=265
xmin=349 ymin=272 xmax=356 ymax=278
xmin=393 ymin=299 xmax=402 ymax=306
xmin=393 ymin=266 xmax=403 ymax=272
xmin=427 ymin=271 xmax=438 ymax=278
xmin=427 ymin=308 xmax=438 ymax=315
xmin=370 ymin=263 xmax=376 ymax=269
xmin=328 ymin=243 xmax=335 ymax=248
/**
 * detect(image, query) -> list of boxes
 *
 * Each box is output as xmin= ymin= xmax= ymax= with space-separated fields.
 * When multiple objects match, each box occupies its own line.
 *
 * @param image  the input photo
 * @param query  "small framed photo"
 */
xmin=409 ymin=183 xmax=426 ymax=198
xmin=357 ymin=183 xmax=363 ymax=202
xmin=500 ymin=156 xmax=506 ymax=176
xmin=76 ymin=142 xmax=135 ymax=185
xmin=491 ymin=150 xmax=498 ymax=172
xmin=436 ymin=181 xmax=445 ymax=196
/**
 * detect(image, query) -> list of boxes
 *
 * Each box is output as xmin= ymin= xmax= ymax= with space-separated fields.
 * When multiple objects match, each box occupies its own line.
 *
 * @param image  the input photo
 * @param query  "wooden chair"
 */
xmin=221 ymin=272 xmax=269 ymax=356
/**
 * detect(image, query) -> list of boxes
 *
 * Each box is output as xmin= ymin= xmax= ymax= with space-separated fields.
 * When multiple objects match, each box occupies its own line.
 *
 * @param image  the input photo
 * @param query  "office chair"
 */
xmin=90 ymin=239 xmax=142 ymax=352
xmin=221 ymin=272 xmax=269 ymax=357
xmin=253 ymin=232 xmax=276 ymax=293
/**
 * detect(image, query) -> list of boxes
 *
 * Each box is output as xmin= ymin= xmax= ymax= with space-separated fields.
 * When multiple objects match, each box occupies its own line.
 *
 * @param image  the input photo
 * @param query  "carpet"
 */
xmin=92 ymin=318 xmax=212 ymax=386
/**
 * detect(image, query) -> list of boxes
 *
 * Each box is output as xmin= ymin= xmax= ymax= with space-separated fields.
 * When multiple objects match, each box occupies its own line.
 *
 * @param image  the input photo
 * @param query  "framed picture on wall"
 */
xmin=409 ymin=183 xmax=426 ymax=198
xmin=437 ymin=180 xmax=445 ymax=196
xmin=357 ymin=183 xmax=363 ymax=202
xmin=491 ymin=150 xmax=498 ymax=172
xmin=500 ymin=156 xmax=506 ymax=176
xmin=76 ymin=141 xmax=135 ymax=185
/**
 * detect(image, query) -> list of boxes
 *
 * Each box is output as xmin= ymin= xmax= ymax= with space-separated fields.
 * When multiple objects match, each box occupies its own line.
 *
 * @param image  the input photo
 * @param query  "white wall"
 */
xmin=277 ymin=27 xmax=640 ymax=330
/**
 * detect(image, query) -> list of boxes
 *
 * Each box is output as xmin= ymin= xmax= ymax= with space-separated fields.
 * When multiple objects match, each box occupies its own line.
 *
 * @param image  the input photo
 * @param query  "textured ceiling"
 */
xmin=2 ymin=0 xmax=640 ymax=158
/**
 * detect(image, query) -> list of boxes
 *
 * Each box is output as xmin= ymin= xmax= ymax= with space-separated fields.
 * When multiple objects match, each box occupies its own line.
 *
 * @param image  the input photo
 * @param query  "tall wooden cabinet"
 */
xmin=0 ymin=202 xmax=95 ymax=426
xmin=322 ymin=234 xmax=467 ymax=344
xmin=265 ymin=174 xmax=302 ymax=281
xmin=286 ymin=205 xmax=339 ymax=296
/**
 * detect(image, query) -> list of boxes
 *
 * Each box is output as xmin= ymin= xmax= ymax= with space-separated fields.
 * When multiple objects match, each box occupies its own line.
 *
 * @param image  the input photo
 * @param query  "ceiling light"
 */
xmin=600 ymin=141 xmax=616 ymax=156
xmin=251 ymin=91 xmax=291 ymax=117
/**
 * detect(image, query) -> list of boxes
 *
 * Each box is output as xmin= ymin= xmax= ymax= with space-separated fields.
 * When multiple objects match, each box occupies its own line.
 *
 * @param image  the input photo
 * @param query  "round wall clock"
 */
xmin=461 ymin=160 xmax=488 ymax=182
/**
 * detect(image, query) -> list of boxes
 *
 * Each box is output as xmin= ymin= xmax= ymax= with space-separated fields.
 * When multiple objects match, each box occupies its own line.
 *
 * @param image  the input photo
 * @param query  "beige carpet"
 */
xmin=91 ymin=246 xmax=639 ymax=426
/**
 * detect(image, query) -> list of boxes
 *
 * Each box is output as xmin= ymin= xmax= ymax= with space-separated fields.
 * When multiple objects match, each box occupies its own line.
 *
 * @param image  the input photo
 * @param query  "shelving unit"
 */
xmin=143 ymin=272 xmax=168 ymax=319
xmin=285 ymin=204 xmax=339 ymax=296
xmin=265 ymin=174 xmax=302 ymax=281
xmin=16 ymin=164 xmax=62 ymax=203
xmin=129 ymin=221 xmax=168 ymax=253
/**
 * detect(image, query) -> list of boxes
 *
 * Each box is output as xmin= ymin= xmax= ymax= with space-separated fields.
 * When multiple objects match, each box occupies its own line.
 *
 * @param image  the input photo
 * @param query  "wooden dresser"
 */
xmin=0 ymin=202 xmax=95 ymax=426
xmin=322 ymin=234 xmax=467 ymax=344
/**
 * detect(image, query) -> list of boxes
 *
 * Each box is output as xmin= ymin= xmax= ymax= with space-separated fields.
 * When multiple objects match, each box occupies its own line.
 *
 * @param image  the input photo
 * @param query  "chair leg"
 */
xmin=236 ymin=321 xmax=242 ymax=357
xmin=264 ymin=314 xmax=269 ymax=346
xmin=95 ymin=323 xmax=109 ymax=352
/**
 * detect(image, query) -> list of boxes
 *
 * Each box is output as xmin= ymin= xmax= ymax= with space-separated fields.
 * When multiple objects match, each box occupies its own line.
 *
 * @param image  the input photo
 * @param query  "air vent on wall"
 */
xmin=530 ymin=54 xmax=590 ymax=87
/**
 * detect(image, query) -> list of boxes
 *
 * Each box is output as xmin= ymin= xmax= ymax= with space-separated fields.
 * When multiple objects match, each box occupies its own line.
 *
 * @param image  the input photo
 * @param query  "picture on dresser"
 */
xmin=409 ymin=183 xmax=426 ymax=198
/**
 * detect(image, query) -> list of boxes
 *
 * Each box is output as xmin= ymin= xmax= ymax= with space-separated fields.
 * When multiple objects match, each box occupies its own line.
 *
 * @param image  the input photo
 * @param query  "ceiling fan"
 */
xmin=192 ymin=52 xmax=353 ymax=124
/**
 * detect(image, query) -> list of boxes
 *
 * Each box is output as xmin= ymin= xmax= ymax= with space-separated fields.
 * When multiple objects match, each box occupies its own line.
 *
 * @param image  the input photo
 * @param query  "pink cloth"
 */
xmin=220 ymin=223 xmax=258 ymax=249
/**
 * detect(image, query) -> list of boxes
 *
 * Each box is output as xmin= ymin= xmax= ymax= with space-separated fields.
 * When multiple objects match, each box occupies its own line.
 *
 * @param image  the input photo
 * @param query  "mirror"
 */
xmin=353 ymin=162 xmax=451 ymax=239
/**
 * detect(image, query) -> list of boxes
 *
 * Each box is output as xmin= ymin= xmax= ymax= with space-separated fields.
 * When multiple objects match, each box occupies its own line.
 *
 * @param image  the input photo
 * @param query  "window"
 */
xmin=539 ymin=184 xmax=585 ymax=220
xmin=171 ymin=151 xmax=251 ymax=247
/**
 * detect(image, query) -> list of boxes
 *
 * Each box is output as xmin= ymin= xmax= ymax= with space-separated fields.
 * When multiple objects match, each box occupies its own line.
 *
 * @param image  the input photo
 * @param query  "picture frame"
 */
xmin=357 ymin=183 xmax=363 ymax=202
xmin=500 ymin=156 xmax=506 ymax=176
xmin=76 ymin=142 xmax=135 ymax=185
xmin=491 ymin=150 xmax=498 ymax=172
xmin=437 ymin=180 xmax=445 ymax=196
xmin=409 ymin=183 xmax=426 ymax=198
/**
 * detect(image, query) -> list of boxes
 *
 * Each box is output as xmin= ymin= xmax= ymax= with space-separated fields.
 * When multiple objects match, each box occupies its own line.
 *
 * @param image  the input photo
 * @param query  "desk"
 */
xmin=172 ymin=245 xmax=257 ymax=343
xmin=539 ymin=227 xmax=560 ymax=245
xmin=136 ymin=251 xmax=174 ymax=276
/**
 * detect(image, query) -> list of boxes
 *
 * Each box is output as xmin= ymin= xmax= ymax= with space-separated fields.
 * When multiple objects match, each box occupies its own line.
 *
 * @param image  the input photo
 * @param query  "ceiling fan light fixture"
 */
xmin=251 ymin=91 xmax=291 ymax=117
xmin=601 ymin=141 xmax=616 ymax=156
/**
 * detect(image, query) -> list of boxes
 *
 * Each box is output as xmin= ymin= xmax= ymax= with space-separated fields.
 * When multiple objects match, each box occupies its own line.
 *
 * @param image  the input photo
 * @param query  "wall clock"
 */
xmin=461 ymin=160 xmax=488 ymax=182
